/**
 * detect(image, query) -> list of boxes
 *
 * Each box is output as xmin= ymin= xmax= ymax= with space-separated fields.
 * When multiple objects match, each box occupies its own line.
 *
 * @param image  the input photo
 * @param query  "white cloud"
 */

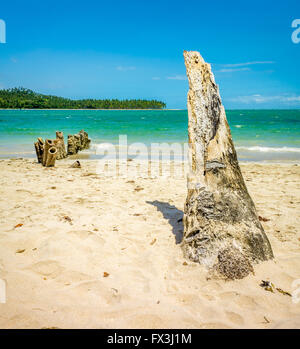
xmin=285 ymin=96 xmax=300 ymax=102
xmin=166 ymin=75 xmax=187 ymax=81
xmin=222 ymin=61 xmax=275 ymax=68
xmin=152 ymin=77 xmax=161 ymax=80
xmin=217 ymin=67 xmax=251 ymax=73
xmin=227 ymin=94 xmax=300 ymax=104
xmin=116 ymin=65 xmax=136 ymax=71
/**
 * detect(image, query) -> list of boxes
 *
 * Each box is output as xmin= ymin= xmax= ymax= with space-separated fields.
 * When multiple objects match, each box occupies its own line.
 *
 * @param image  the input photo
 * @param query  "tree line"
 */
xmin=0 ymin=88 xmax=166 ymax=109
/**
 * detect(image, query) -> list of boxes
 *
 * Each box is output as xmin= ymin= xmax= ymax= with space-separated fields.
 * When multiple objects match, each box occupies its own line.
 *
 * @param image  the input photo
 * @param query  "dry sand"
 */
xmin=0 ymin=158 xmax=299 ymax=329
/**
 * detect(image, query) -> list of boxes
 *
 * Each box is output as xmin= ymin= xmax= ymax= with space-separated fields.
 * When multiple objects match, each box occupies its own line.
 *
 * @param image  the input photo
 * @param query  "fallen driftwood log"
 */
xmin=182 ymin=51 xmax=273 ymax=280
xmin=70 ymin=160 xmax=81 ymax=168
xmin=67 ymin=130 xmax=91 ymax=155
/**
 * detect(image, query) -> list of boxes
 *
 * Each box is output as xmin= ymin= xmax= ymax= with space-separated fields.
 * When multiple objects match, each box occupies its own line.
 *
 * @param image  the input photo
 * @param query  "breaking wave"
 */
xmin=236 ymin=146 xmax=300 ymax=153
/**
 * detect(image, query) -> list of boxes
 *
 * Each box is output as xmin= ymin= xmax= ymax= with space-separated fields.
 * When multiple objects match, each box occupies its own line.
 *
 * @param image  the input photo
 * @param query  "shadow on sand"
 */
xmin=146 ymin=200 xmax=184 ymax=244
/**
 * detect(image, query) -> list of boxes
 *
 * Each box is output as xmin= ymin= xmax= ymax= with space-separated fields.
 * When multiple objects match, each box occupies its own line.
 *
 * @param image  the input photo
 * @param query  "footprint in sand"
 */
xmin=123 ymin=269 xmax=152 ymax=293
xmin=67 ymin=229 xmax=103 ymax=240
xmin=55 ymin=270 xmax=93 ymax=285
xmin=176 ymin=293 xmax=204 ymax=306
xmin=236 ymin=294 xmax=259 ymax=310
xmin=219 ymin=291 xmax=240 ymax=302
xmin=70 ymin=280 xmax=122 ymax=305
xmin=218 ymin=292 xmax=259 ymax=313
xmin=201 ymin=293 xmax=216 ymax=301
xmin=225 ymin=311 xmax=245 ymax=326
xmin=27 ymin=260 xmax=64 ymax=279
xmin=166 ymin=282 xmax=179 ymax=293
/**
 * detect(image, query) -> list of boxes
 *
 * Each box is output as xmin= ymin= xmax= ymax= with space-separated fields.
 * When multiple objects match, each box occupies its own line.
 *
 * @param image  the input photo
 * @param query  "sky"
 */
xmin=0 ymin=0 xmax=300 ymax=109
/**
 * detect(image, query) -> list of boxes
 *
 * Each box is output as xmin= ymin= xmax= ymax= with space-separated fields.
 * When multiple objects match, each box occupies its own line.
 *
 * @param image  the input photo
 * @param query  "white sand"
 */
xmin=0 ymin=158 xmax=299 ymax=328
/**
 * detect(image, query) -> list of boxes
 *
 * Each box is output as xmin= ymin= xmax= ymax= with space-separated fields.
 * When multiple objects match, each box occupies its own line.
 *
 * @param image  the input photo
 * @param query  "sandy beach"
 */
xmin=0 ymin=158 xmax=299 ymax=329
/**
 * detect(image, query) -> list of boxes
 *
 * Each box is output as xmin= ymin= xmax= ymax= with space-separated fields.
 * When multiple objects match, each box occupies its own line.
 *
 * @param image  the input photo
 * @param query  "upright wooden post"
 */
xmin=55 ymin=131 xmax=67 ymax=160
xmin=34 ymin=137 xmax=44 ymax=163
xmin=42 ymin=139 xmax=54 ymax=166
xmin=182 ymin=51 xmax=273 ymax=279
xmin=45 ymin=146 xmax=57 ymax=167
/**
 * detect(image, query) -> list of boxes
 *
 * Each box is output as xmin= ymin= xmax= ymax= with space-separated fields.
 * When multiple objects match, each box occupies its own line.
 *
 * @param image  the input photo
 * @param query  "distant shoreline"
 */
xmin=0 ymin=108 xmax=181 ymax=111
xmin=1 ymin=108 xmax=300 ymax=111
xmin=0 ymin=88 xmax=167 ymax=109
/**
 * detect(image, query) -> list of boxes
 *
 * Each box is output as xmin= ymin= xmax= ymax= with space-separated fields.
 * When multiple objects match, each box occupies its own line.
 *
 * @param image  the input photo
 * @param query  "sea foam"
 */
xmin=236 ymin=146 xmax=300 ymax=153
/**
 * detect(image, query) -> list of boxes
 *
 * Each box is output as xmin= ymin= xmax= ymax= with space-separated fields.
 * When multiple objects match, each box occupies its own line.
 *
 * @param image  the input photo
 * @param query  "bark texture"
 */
xmin=34 ymin=137 xmax=44 ymax=163
xmin=182 ymin=51 xmax=273 ymax=279
xmin=54 ymin=131 xmax=67 ymax=160
xmin=45 ymin=146 xmax=57 ymax=167
xmin=67 ymin=130 xmax=91 ymax=155
xmin=42 ymin=139 xmax=55 ymax=166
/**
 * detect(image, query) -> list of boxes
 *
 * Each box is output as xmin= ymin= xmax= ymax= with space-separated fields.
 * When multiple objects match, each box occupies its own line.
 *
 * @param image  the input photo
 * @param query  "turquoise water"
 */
xmin=0 ymin=109 xmax=299 ymax=162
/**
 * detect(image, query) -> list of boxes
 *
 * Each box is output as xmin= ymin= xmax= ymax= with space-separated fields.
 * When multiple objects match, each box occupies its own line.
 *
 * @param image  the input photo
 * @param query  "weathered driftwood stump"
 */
xmin=34 ymin=130 xmax=90 ymax=166
xmin=67 ymin=130 xmax=91 ymax=155
xmin=79 ymin=129 xmax=91 ymax=150
xmin=54 ymin=131 xmax=67 ymax=160
xmin=67 ymin=135 xmax=77 ymax=155
xmin=34 ymin=137 xmax=44 ymax=163
xmin=42 ymin=139 xmax=55 ymax=166
xmin=45 ymin=146 xmax=57 ymax=167
xmin=182 ymin=51 xmax=273 ymax=279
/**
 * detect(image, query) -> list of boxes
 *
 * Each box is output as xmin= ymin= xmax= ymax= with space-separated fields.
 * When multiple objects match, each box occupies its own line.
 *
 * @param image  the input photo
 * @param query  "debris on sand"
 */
xmin=70 ymin=160 xmax=81 ymax=168
xmin=259 ymin=216 xmax=270 ymax=222
xmin=260 ymin=280 xmax=291 ymax=296
xmin=150 ymin=238 xmax=157 ymax=245
xmin=16 ymin=249 xmax=25 ymax=254
xmin=260 ymin=280 xmax=275 ymax=293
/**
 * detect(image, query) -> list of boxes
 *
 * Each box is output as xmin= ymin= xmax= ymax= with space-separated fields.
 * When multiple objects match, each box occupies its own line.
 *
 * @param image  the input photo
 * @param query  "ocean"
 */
xmin=0 ymin=109 xmax=299 ymax=162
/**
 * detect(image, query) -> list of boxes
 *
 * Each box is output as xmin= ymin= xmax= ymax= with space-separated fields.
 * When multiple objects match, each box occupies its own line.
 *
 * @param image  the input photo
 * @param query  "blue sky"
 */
xmin=0 ymin=0 xmax=300 ymax=109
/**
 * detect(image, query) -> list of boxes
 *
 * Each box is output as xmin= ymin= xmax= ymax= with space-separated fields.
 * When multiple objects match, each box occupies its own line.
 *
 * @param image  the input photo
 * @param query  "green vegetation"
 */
xmin=0 ymin=88 xmax=166 ymax=109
